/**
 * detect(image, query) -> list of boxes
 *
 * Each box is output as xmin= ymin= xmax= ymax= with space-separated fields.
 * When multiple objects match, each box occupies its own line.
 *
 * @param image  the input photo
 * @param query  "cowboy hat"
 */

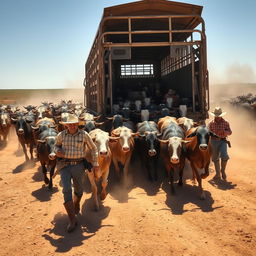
xmin=209 ymin=106 xmax=226 ymax=117
xmin=59 ymin=114 xmax=79 ymax=125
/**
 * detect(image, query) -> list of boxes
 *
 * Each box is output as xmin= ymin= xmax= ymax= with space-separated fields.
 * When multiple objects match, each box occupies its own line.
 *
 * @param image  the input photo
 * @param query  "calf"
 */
xmin=137 ymin=121 xmax=160 ymax=181
xmin=37 ymin=128 xmax=58 ymax=189
xmin=86 ymin=129 xmax=112 ymax=210
xmin=158 ymin=117 xmax=188 ymax=194
xmin=185 ymin=125 xmax=218 ymax=199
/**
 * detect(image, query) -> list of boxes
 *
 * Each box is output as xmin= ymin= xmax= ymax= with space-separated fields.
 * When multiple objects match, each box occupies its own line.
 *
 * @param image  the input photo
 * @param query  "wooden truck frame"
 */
xmin=84 ymin=0 xmax=209 ymax=120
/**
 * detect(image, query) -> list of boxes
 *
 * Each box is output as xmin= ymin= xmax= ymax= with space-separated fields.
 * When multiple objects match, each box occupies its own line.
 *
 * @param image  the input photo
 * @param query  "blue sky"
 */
xmin=0 ymin=0 xmax=255 ymax=89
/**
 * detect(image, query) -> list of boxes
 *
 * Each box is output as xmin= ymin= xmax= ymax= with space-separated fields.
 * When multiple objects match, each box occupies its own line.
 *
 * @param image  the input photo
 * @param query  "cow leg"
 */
xmin=178 ymin=168 xmax=183 ymax=186
xmin=166 ymin=165 xmax=175 ymax=195
xmin=48 ymin=165 xmax=56 ymax=190
xmin=87 ymin=171 xmax=99 ymax=211
xmin=41 ymin=163 xmax=49 ymax=185
xmin=123 ymin=156 xmax=131 ymax=185
xmin=21 ymin=143 xmax=29 ymax=161
xmin=112 ymin=158 xmax=121 ymax=178
xmin=201 ymin=161 xmax=210 ymax=179
xmin=100 ymin=169 xmax=109 ymax=200
xmin=145 ymin=160 xmax=153 ymax=181
xmin=29 ymin=143 xmax=34 ymax=160
xmin=191 ymin=162 xmax=205 ymax=199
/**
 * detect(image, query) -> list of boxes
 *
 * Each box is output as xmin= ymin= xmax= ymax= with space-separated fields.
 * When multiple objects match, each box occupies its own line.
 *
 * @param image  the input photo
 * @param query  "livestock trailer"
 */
xmin=84 ymin=0 xmax=209 ymax=120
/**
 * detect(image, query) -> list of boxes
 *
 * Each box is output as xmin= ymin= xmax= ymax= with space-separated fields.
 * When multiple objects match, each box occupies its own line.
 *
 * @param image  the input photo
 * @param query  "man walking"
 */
xmin=55 ymin=114 xmax=99 ymax=232
xmin=208 ymin=107 xmax=232 ymax=180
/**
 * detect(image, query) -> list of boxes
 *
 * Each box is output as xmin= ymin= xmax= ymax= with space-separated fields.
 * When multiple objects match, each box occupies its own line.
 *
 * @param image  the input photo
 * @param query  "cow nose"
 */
xmin=122 ymin=146 xmax=130 ymax=152
xmin=199 ymin=144 xmax=208 ymax=151
xmin=171 ymin=157 xmax=179 ymax=164
xmin=48 ymin=153 xmax=56 ymax=160
xmin=18 ymin=129 xmax=24 ymax=134
xmin=100 ymin=151 xmax=107 ymax=156
xmin=148 ymin=149 xmax=156 ymax=156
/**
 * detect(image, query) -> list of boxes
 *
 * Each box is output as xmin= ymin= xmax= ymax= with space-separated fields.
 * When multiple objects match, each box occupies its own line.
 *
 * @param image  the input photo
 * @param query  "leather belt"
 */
xmin=59 ymin=158 xmax=84 ymax=165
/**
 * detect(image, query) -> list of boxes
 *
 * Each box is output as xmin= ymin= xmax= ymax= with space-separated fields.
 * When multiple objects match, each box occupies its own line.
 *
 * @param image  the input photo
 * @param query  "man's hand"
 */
xmin=56 ymin=149 xmax=65 ymax=158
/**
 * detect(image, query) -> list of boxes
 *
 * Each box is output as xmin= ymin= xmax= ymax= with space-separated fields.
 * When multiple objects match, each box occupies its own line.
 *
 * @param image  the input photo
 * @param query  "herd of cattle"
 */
xmin=0 ymin=100 xmax=217 ymax=210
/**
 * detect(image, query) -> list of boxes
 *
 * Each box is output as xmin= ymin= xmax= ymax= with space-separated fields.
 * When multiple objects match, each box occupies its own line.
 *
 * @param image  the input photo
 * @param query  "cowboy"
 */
xmin=208 ymin=106 xmax=232 ymax=180
xmin=54 ymin=114 xmax=99 ymax=232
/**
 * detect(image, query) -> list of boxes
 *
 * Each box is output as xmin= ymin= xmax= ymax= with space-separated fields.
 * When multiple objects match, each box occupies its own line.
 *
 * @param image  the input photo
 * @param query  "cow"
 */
xmin=0 ymin=111 xmax=11 ymax=143
xmin=109 ymin=126 xmax=137 ymax=184
xmin=177 ymin=117 xmax=197 ymax=133
xmin=31 ymin=117 xmax=56 ymax=145
xmin=85 ymin=129 xmax=112 ymax=210
xmin=158 ymin=116 xmax=188 ymax=194
xmin=185 ymin=125 xmax=219 ymax=199
xmin=11 ymin=114 xmax=36 ymax=161
xmin=37 ymin=127 xmax=58 ymax=189
xmin=136 ymin=121 xmax=161 ymax=181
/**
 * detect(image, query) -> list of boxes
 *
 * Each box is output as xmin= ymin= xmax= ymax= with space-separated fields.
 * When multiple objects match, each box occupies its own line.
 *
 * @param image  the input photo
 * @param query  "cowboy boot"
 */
xmin=64 ymin=200 xmax=77 ymax=232
xmin=221 ymin=160 xmax=228 ymax=180
xmin=213 ymin=160 xmax=221 ymax=179
xmin=73 ymin=194 xmax=82 ymax=215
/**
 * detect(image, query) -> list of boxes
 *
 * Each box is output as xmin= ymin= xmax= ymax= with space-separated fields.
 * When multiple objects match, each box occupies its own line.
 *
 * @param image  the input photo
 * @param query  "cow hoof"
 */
xmin=178 ymin=181 xmax=183 ymax=186
xmin=44 ymin=178 xmax=50 ymax=185
xmin=100 ymin=193 xmax=107 ymax=201
xmin=201 ymin=173 xmax=209 ymax=179
xmin=200 ymin=192 xmax=206 ymax=200
xmin=94 ymin=205 xmax=99 ymax=212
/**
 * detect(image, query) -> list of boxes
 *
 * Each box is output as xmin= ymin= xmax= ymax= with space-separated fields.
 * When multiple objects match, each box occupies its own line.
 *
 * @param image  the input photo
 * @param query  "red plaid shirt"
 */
xmin=208 ymin=117 xmax=232 ymax=139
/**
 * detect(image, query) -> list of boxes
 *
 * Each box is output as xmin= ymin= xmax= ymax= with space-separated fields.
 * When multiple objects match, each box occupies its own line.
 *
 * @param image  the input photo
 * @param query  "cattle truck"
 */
xmin=84 ymin=0 xmax=209 ymax=121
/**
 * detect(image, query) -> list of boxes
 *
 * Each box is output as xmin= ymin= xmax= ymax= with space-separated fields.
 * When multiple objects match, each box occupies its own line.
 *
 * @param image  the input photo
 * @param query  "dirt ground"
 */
xmin=0 ymin=87 xmax=255 ymax=256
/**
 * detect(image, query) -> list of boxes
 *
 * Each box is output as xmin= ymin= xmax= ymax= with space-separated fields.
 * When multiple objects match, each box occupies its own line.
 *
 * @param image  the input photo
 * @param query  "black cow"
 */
xmin=137 ymin=121 xmax=160 ymax=181
xmin=37 ymin=128 xmax=58 ymax=189
xmin=158 ymin=117 xmax=188 ymax=194
xmin=12 ymin=114 xmax=35 ymax=161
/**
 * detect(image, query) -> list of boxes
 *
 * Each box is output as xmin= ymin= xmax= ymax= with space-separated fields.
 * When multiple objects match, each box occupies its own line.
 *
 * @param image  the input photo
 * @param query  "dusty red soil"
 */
xmin=0 ymin=90 xmax=255 ymax=256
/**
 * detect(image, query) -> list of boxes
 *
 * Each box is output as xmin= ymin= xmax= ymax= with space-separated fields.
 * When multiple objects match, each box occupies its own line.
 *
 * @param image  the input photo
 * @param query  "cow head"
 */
xmin=37 ymin=136 xmax=57 ymax=160
xmin=186 ymin=125 xmax=219 ymax=151
xmin=159 ymin=137 xmax=188 ymax=164
xmin=110 ymin=126 xmax=137 ymax=152
xmin=90 ymin=129 xmax=110 ymax=156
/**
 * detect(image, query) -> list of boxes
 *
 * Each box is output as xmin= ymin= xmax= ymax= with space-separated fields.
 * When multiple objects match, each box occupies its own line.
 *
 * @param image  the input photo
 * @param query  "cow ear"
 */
xmin=186 ymin=131 xmax=197 ymax=138
xmin=109 ymin=136 xmax=119 ymax=143
xmin=209 ymin=131 xmax=219 ymax=138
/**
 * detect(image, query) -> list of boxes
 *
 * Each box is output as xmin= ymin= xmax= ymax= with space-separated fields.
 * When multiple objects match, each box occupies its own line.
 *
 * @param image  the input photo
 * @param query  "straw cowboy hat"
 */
xmin=209 ymin=106 xmax=227 ymax=117
xmin=60 ymin=114 xmax=79 ymax=125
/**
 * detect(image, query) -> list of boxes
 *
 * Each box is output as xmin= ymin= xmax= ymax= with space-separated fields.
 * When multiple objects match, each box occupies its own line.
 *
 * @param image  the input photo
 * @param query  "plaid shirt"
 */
xmin=208 ymin=118 xmax=232 ymax=139
xmin=54 ymin=129 xmax=99 ymax=166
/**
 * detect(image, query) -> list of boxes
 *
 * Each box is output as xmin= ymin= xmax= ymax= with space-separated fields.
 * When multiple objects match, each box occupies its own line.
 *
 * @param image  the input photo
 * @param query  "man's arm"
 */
xmin=54 ymin=132 xmax=65 ymax=158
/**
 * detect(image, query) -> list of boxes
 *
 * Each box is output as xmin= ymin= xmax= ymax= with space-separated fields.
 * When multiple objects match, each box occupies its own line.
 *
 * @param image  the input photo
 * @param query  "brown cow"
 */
xmin=185 ymin=125 xmax=218 ymax=199
xmin=109 ymin=126 xmax=137 ymax=184
xmin=86 ymin=129 xmax=112 ymax=210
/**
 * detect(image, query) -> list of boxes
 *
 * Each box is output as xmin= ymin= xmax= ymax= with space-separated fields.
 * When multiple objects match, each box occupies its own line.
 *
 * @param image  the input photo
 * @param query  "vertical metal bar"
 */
xmin=191 ymin=45 xmax=195 ymax=112
xmin=128 ymin=18 xmax=132 ymax=44
xmin=109 ymin=50 xmax=113 ymax=113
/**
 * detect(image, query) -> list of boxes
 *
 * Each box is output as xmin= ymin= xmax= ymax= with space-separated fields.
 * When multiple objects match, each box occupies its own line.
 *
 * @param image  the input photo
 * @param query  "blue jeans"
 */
xmin=60 ymin=163 xmax=85 ymax=203
xmin=211 ymin=139 xmax=230 ymax=162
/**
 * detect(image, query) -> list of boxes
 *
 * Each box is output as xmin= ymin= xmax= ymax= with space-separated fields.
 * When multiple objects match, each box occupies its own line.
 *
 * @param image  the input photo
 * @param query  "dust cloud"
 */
xmin=209 ymin=82 xmax=256 ymax=161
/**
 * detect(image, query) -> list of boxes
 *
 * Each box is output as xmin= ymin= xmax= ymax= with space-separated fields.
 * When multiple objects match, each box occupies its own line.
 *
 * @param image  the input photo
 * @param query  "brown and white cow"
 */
xmin=158 ymin=116 xmax=188 ymax=194
xmin=109 ymin=126 xmax=137 ymax=184
xmin=86 ymin=129 xmax=112 ymax=210
xmin=185 ymin=125 xmax=218 ymax=199
xmin=0 ymin=111 xmax=11 ymax=143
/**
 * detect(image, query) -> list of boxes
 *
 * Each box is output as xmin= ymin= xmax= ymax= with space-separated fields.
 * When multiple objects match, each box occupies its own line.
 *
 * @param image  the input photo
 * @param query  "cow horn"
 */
xmin=37 ymin=139 xmax=46 ymax=143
